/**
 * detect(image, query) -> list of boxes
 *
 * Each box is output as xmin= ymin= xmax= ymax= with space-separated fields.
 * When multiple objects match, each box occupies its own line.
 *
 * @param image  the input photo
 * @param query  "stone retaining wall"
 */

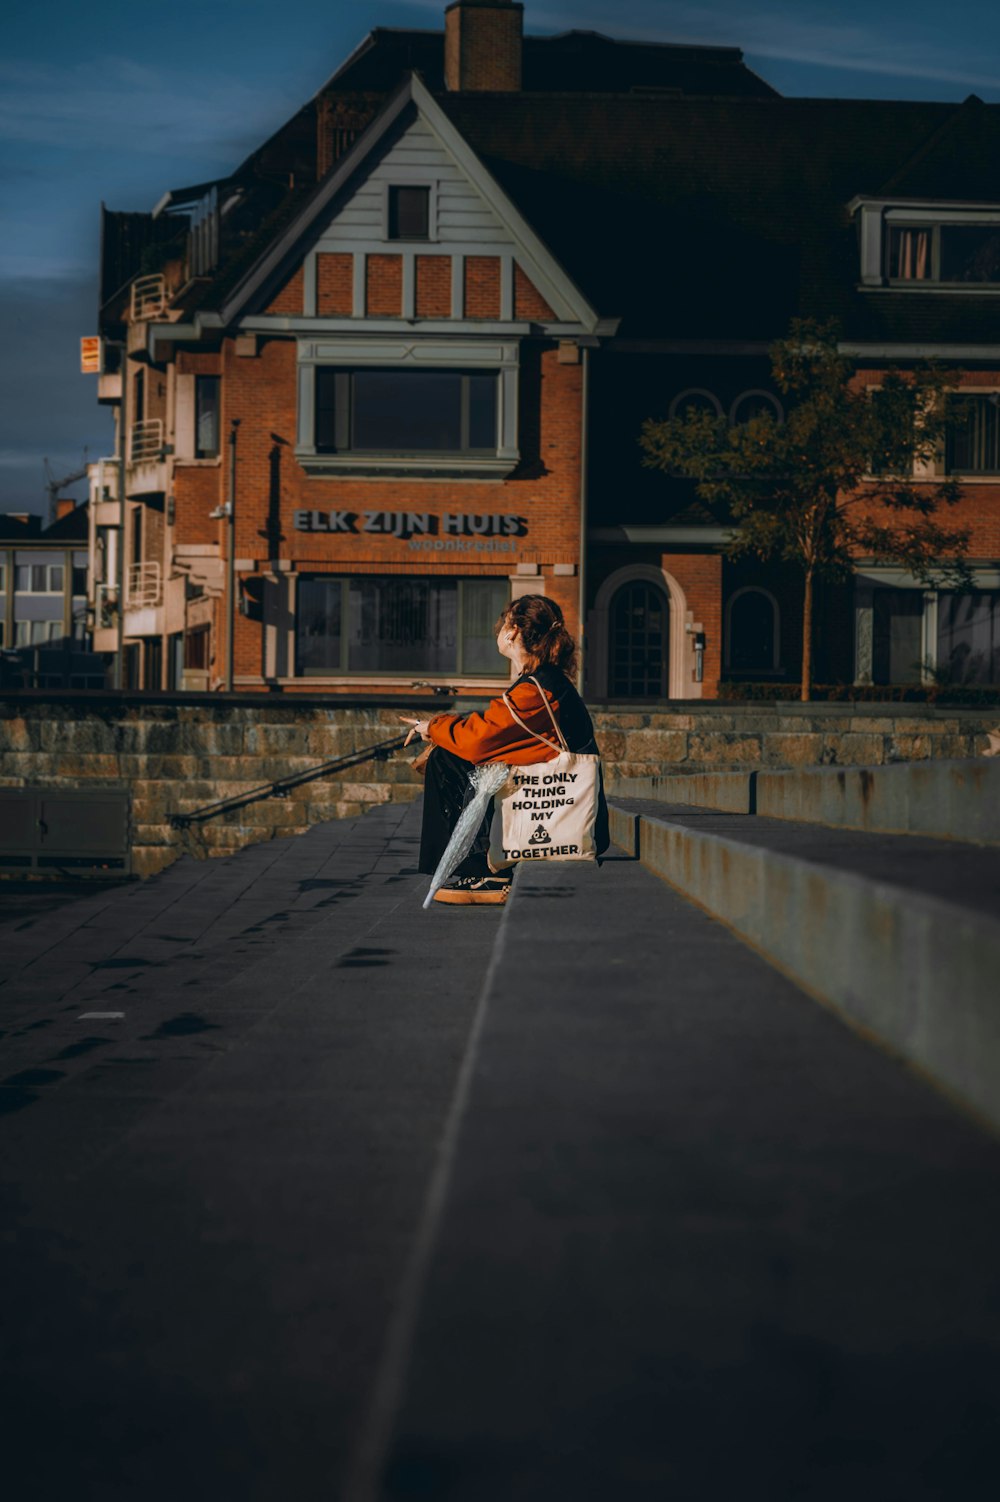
xmin=2 ymin=694 xmax=997 ymax=877
xmin=592 ymin=702 xmax=1000 ymax=778
xmin=0 ymin=696 xmax=426 ymax=877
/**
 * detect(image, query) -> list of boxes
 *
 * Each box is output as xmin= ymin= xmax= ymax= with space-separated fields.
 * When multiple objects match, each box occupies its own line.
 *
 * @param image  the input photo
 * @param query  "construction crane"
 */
xmin=43 ymin=453 xmax=89 ymax=525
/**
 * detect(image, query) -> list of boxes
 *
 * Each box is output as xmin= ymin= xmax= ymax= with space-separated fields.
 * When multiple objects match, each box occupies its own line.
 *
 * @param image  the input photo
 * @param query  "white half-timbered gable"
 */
xmin=221 ymin=74 xmax=601 ymax=335
xmin=213 ymin=74 xmax=604 ymax=477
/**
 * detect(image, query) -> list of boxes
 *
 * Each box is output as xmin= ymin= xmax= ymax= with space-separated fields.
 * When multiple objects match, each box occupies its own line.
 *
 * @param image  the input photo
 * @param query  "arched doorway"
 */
xmin=609 ymin=579 xmax=669 ymax=698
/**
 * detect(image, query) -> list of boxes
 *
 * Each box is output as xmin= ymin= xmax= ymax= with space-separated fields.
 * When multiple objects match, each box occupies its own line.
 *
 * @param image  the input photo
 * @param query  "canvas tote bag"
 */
xmin=488 ymin=676 xmax=601 ymax=871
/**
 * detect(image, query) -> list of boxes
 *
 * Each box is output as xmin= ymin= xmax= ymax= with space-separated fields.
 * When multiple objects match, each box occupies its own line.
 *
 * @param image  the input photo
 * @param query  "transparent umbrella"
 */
xmin=423 ymin=760 xmax=510 ymax=909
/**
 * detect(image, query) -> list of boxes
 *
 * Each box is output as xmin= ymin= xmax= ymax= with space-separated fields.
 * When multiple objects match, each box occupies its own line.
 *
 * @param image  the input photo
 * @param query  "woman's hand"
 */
xmin=400 ymin=716 xmax=431 ymax=746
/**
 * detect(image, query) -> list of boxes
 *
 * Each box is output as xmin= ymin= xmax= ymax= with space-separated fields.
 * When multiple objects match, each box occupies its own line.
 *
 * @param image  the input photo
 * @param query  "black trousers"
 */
xmin=417 ymin=747 xmax=495 ymax=878
xmin=417 ymin=745 xmax=611 ymax=878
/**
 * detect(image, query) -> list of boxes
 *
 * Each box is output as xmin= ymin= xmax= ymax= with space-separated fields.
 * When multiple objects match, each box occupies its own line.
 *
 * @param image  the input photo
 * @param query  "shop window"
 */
xmin=296 ymin=576 xmax=508 ymax=677
xmin=946 ymin=394 xmax=1000 ymax=474
xmin=609 ymin=581 xmax=668 ymax=699
xmin=388 ymin=185 xmax=430 ymax=241
xmin=726 ymin=588 xmax=779 ymax=673
xmin=872 ymin=588 xmax=924 ymax=684
xmin=196 ymin=376 xmax=221 ymax=458
xmin=315 ymin=368 xmax=497 ymax=454
xmin=937 ymin=591 xmax=1000 ymax=684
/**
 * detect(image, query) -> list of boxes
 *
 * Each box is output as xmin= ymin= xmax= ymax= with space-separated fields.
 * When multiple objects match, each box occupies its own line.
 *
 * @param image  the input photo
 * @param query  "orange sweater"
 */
xmin=428 ymin=679 xmax=565 ymax=766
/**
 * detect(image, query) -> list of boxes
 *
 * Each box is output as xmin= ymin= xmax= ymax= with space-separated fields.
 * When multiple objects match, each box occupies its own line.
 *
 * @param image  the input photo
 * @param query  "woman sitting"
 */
xmin=401 ymin=594 xmax=609 ymax=906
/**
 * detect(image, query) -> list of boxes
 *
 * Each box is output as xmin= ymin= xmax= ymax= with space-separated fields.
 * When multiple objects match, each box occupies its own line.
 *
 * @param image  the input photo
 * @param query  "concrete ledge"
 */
xmin=609 ymin=759 xmax=1000 ymax=845
xmin=609 ymin=771 xmax=752 ymax=812
xmin=755 ymin=758 xmax=1000 ymax=844
xmin=609 ymin=802 xmax=1000 ymax=1130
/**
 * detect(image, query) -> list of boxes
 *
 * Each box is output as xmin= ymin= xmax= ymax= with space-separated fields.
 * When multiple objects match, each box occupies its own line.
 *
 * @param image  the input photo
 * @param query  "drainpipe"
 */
xmin=225 ymin=419 xmax=240 ymax=693
xmin=114 ymin=347 xmax=128 ymax=690
xmin=577 ymin=344 xmax=590 ymax=695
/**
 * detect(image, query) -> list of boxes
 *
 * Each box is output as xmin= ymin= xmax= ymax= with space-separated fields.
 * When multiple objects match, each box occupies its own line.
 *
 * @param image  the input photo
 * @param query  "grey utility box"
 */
xmin=0 ymin=788 xmax=131 ymax=876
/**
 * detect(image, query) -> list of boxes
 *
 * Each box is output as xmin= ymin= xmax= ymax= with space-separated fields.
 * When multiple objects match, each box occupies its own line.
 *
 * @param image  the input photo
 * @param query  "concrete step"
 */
xmin=357 ymin=846 xmax=1000 ymax=1501
xmin=609 ymin=799 xmax=1000 ymax=1130
xmin=609 ymin=756 xmax=1000 ymax=844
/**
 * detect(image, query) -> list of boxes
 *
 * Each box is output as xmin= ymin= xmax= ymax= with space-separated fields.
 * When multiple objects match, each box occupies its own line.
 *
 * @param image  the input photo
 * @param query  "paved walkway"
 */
xmin=2 ymin=802 xmax=1000 ymax=1500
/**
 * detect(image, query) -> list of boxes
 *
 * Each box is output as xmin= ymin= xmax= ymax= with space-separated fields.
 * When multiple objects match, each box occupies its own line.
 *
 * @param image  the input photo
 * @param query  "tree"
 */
xmin=640 ymin=319 xmax=972 ymax=700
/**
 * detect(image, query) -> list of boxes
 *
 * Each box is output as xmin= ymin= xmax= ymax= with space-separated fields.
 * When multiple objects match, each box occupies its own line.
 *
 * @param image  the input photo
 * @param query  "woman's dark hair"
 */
xmin=496 ymin=594 xmax=577 ymax=677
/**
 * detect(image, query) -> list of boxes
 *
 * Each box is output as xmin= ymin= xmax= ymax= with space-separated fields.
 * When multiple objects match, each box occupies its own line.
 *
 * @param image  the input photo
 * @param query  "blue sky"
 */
xmin=4 ymin=0 xmax=999 ymax=513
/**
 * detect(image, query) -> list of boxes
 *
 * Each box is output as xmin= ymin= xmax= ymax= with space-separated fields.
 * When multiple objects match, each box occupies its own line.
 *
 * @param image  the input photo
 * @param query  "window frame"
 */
xmin=386 ymin=184 xmax=432 ymax=242
xmin=295 ymin=338 xmax=520 ymax=478
xmin=195 ymin=375 xmax=221 ymax=459
xmin=945 ymin=391 xmax=1000 ymax=475
xmin=314 ymin=366 xmax=500 ymax=457
xmin=854 ymin=198 xmax=1000 ymax=292
xmin=15 ymin=562 xmax=64 ymax=594
xmin=886 ymin=220 xmax=1000 ymax=287
xmin=295 ymin=574 xmax=510 ymax=679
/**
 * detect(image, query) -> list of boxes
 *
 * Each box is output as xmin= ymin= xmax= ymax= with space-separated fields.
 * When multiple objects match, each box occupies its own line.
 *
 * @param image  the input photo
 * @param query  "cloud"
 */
xmin=0 ymin=56 xmax=297 ymax=161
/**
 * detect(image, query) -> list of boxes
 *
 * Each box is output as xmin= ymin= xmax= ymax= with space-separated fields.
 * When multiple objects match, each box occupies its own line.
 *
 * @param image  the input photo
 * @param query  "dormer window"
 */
xmin=853 ymin=197 xmax=1000 ymax=290
xmin=888 ymin=221 xmax=1000 ymax=284
xmin=388 ymin=185 xmax=430 ymax=241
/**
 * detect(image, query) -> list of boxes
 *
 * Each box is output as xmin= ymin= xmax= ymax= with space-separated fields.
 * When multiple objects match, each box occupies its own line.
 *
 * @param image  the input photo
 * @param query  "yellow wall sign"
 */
xmin=80 ymin=337 xmax=101 ymax=374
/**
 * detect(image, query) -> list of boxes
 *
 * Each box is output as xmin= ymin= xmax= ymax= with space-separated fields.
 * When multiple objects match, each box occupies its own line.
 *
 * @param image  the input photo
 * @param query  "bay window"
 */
xmin=315 ymin=368 xmax=498 ymax=455
xmin=296 ymin=339 xmax=518 ymax=477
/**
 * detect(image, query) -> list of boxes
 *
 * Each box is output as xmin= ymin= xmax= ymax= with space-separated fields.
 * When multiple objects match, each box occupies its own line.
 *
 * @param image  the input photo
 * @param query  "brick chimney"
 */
xmin=445 ymin=0 xmax=524 ymax=92
xmin=56 ymin=498 xmax=76 ymax=520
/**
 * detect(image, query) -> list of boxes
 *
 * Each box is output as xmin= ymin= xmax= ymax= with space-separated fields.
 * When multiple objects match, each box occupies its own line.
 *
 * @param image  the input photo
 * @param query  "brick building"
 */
xmin=1 ymin=505 xmax=103 ymax=689
xmin=90 ymin=0 xmax=1000 ymax=697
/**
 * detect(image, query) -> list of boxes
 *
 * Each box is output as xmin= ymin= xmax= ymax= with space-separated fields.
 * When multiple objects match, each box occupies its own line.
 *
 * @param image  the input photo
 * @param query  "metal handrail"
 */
xmin=169 ymin=733 xmax=409 ymax=829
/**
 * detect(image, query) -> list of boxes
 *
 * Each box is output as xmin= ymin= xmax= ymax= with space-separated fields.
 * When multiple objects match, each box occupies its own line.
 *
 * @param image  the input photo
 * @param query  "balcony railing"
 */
xmin=130 ymin=418 xmax=164 ymax=464
xmin=131 ymin=274 xmax=167 ymax=320
xmin=126 ymin=563 xmax=162 ymax=609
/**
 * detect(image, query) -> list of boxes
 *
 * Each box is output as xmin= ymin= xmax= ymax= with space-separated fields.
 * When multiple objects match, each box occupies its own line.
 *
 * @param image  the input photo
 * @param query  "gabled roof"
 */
xmin=216 ymin=74 xmax=603 ymax=331
xmin=875 ymin=94 xmax=1000 ymax=201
